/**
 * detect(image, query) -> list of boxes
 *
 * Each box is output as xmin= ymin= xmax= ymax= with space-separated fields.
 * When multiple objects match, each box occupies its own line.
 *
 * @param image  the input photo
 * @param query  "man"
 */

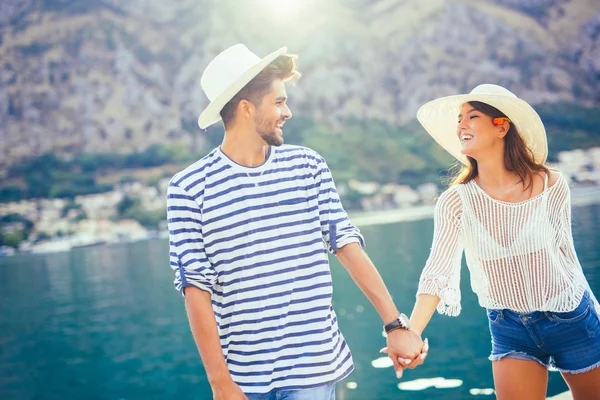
xmin=167 ymin=44 xmax=427 ymax=399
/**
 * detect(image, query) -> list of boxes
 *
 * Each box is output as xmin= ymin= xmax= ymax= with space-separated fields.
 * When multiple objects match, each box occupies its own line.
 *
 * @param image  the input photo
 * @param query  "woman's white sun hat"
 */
xmin=197 ymin=44 xmax=287 ymax=129
xmin=416 ymin=84 xmax=548 ymax=165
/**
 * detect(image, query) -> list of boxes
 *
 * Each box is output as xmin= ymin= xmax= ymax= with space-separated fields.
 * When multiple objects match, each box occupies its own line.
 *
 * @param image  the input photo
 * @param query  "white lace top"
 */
xmin=417 ymin=172 xmax=600 ymax=316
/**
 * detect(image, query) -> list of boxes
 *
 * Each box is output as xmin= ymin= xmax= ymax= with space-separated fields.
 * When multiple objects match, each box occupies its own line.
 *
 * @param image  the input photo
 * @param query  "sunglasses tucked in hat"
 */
xmin=416 ymin=84 xmax=548 ymax=165
xmin=197 ymin=44 xmax=287 ymax=129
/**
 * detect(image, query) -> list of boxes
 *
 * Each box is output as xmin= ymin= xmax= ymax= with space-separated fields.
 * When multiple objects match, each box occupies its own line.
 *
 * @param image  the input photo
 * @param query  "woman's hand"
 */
xmin=380 ymin=337 xmax=429 ymax=378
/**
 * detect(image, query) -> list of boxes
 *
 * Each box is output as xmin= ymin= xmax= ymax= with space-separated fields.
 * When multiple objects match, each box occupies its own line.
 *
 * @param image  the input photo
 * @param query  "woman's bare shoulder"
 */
xmin=547 ymin=169 xmax=561 ymax=188
xmin=535 ymin=168 xmax=560 ymax=188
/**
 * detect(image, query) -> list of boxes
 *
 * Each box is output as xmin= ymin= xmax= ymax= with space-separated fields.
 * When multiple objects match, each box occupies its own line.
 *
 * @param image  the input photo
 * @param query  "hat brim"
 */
xmin=417 ymin=93 xmax=548 ymax=165
xmin=197 ymin=46 xmax=287 ymax=129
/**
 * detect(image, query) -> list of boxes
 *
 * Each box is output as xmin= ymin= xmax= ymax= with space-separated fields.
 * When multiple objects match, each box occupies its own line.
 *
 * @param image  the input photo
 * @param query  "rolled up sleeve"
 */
xmin=314 ymin=154 xmax=365 ymax=254
xmin=167 ymin=181 xmax=217 ymax=296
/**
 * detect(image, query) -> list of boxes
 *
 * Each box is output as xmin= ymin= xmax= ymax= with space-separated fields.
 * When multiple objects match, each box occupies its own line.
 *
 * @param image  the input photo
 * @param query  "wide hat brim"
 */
xmin=197 ymin=46 xmax=287 ymax=129
xmin=417 ymin=93 xmax=548 ymax=165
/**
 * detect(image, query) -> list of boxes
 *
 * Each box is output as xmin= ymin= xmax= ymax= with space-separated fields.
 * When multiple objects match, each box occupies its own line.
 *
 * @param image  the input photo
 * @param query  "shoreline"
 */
xmin=349 ymin=204 xmax=435 ymax=227
xmin=349 ymin=185 xmax=600 ymax=228
xmin=3 ymin=186 xmax=599 ymax=257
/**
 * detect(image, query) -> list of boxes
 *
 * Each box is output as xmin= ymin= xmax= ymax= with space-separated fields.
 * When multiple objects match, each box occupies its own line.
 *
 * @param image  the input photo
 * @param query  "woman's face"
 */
xmin=456 ymin=102 xmax=506 ymax=160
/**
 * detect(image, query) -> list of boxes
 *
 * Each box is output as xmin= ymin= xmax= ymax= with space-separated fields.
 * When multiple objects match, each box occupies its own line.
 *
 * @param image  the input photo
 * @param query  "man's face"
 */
xmin=253 ymin=79 xmax=292 ymax=146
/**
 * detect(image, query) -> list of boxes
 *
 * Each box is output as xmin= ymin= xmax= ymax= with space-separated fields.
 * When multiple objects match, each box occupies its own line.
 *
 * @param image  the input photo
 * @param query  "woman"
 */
xmin=406 ymin=84 xmax=600 ymax=399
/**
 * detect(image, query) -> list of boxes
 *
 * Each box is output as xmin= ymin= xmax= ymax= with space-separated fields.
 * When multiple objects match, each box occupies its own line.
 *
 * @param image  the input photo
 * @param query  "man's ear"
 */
xmin=238 ymin=99 xmax=254 ymax=120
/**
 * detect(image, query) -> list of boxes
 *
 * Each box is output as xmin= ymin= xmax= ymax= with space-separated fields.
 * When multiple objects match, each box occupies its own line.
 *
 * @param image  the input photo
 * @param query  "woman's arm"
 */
xmin=410 ymin=294 xmax=441 ymax=336
xmin=412 ymin=189 xmax=464 ymax=329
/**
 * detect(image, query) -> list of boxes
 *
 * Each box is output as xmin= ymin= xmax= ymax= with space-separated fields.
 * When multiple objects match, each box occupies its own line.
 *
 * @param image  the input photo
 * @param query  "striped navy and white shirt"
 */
xmin=167 ymin=144 xmax=365 ymax=394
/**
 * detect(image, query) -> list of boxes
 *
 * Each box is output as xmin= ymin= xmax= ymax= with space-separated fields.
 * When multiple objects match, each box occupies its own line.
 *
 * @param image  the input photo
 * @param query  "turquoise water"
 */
xmin=1 ymin=204 xmax=598 ymax=399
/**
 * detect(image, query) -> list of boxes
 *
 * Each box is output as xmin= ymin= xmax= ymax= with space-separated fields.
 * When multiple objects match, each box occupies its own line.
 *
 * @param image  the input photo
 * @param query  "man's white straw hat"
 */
xmin=416 ymin=84 xmax=548 ymax=164
xmin=197 ymin=44 xmax=287 ymax=129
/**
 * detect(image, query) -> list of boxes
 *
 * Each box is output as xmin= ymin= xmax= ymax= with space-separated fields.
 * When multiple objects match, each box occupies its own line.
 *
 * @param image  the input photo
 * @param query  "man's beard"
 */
xmin=255 ymin=115 xmax=284 ymax=146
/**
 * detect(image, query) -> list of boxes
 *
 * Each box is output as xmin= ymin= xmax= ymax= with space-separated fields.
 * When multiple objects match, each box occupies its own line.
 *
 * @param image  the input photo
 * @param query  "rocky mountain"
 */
xmin=1 ymin=0 xmax=599 ymax=171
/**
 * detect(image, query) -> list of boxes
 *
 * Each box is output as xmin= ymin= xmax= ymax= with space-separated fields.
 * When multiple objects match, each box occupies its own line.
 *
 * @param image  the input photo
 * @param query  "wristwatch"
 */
xmin=384 ymin=313 xmax=411 ymax=334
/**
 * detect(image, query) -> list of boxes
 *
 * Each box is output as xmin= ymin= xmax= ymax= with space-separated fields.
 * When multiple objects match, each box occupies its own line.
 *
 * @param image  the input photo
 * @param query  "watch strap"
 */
xmin=384 ymin=314 xmax=410 ymax=334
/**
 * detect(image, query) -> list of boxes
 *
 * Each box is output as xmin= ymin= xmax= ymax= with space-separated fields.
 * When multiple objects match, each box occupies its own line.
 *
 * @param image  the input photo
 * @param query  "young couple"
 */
xmin=166 ymin=44 xmax=600 ymax=400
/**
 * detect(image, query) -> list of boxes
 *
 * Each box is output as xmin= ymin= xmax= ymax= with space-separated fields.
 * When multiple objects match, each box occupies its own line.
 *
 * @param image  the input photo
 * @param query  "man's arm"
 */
xmin=184 ymin=287 xmax=247 ymax=400
xmin=335 ymin=242 xmax=426 ymax=378
xmin=167 ymin=179 xmax=247 ymax=397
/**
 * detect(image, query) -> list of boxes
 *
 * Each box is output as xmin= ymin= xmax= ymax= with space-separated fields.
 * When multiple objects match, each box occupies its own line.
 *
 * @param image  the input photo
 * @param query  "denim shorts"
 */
xmin=487 ymin=291 xmax=600 ymax=374
xmin=246 ymin=383 xmax=335 ymax=400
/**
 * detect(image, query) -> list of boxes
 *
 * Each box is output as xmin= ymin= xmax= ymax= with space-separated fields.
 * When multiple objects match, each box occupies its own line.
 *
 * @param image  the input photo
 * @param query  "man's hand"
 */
xmin=381 ymin=329 xmax=428 ymax=378
xmin=212 ymin=377 xmax=247 ymax=400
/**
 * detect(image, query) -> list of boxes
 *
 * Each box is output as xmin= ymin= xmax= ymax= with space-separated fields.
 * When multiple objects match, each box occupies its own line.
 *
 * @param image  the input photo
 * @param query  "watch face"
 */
xmin=399 ymin=313 xmax=411 ymax=329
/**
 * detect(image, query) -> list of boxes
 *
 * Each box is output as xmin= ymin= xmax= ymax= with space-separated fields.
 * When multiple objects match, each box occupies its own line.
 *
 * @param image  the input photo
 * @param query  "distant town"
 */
xmin=1 ymin=147 xmax=599 ymax=257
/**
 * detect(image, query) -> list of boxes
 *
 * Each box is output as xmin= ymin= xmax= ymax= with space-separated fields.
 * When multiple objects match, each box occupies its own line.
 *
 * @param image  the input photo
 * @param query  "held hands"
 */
xmin=380 ymin=329 xmax=429 ymax=379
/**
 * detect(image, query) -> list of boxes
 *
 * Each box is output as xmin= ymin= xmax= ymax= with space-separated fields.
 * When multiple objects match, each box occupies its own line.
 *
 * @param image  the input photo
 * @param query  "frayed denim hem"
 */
xmin=554 ymin=358 xmax=600 ymax=374
xmin=489 ymin=351 xmax=550 ymax=369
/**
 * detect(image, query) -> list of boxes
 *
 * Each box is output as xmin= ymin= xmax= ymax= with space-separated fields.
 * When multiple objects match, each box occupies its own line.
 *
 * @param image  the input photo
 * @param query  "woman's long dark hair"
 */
xmin=451 ymin=101 xmax=548 ymax=190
